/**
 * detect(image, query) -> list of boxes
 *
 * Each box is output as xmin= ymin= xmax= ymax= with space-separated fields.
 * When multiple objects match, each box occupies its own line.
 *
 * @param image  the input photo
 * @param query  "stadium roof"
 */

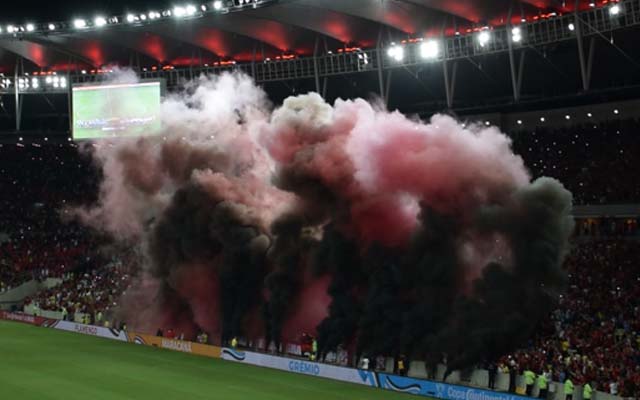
xmin=0 ymin=0 xmax=607 ymax=72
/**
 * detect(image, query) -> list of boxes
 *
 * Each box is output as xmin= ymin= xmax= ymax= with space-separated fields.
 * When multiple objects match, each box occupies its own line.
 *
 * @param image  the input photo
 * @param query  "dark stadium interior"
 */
xmin=1 ymin=1 xmax=640 ymax=400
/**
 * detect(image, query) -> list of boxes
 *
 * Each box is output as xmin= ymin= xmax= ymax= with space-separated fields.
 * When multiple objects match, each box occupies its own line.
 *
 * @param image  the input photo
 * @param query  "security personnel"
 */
xmin=564 ymin=377 xmax=575 ymax=400
xmin=583 ymin=381 xmax=593 ymax=400
xmin=61 ymin=307 xmax=68 ymax=321
xmin=201 ymin=332 xmax=208 ymax=344
xmin=231 ymin=337 xmax=238 ymax=349
xmin=524 ymin=369 xmax=536 ymax=396
xmin=537 ymin=371 xmax=548 ymax=399
xmin=311 ymin=338 xmax=318 ymax=361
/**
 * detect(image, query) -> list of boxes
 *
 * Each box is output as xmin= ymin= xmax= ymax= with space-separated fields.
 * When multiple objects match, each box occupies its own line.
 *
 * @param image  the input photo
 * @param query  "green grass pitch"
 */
xmin=0 ymin=321 xmax=418 ymax=399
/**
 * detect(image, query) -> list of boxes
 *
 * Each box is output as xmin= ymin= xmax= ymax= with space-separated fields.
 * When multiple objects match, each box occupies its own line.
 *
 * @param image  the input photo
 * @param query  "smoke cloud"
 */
xmin=76 ymin=70 xmax=573 ymax=370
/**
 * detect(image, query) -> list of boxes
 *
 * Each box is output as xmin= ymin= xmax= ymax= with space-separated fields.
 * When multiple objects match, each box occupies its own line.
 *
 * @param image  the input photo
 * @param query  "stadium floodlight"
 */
xmin=201 ymin=4 xmax=207 ymax=11
xmin=213 ymin=0 xmax=223 ymax=10
xmin=186 ymin=5 xmax=198 ymax=15
xmin=610 ymin=4 xmax=621 ymax=16
xmin=565 ymin=115 xmax=571 ymax=120
xmin=73 ymin=19 xmax=87 ymax=29
xmin=517 ymin=120 xmax=523 ymax=125
xmin=420 ymin=40 xmax=439 ymax=59
xmin=478 ymin=31 xmax=491 ymax=47
xmin=7 ymin=25 xmax=15 ymax=34
xmin=26 ymin=23 xmax=35 ymax=32
xmin=613 ymin=109 xmax=619 ymax=114
xmin=48 ymin=23 xmax=56 ymax=30
xmin=149 ymin=11 xmax=160 ymax=19
xmin=511 ymin=27 xmax=522 ymax=43
xmin=140 ymin=14 xmax=147 ymax=21
xmin=173 ymin=6 xmax=187 ymax=17
xmin=587 ymin=112 xmax=593 ymax=118
xmin=126 ymin=14 xmax=136 ymax=23
xmin=94 ymin=16 xmax=107 ymax=27
xmin=540 ymin=117 xmax=546 ymax=122
xmin=387 ymin=44 xmax=404 ymax=62
xmin=568 ymin=23 xmax=575 ymax=31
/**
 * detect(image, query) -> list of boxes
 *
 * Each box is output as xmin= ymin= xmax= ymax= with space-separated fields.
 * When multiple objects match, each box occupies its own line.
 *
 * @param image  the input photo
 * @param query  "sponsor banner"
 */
xmin=221 ymin=348 xmax=378 ymax=387
xmin=0 ymin=310 xmax=55 ymax=327
xmin=127 ymin=332 xmax=221 ymax=359
xmin=49 ymin=320 xmax=128 ymax=342
xmin=377 ymin=374 xmax=534 ymax=400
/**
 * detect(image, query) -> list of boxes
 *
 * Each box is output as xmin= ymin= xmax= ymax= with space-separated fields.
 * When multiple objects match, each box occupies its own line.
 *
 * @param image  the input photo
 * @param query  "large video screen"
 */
xmin=72 ymin=81 xmax=162 ymax=140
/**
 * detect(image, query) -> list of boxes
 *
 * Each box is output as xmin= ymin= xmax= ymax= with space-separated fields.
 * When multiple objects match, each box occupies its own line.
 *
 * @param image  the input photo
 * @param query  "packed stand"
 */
xmin=512 ymin=118 xmax=640 ymax=205
xmin=24 ymin=261 xmax=131 ymax=321
xmin=502 ymin=240 xmax=640 ymax=397
xmin=0 ymin=143 xmax=101 ymax=289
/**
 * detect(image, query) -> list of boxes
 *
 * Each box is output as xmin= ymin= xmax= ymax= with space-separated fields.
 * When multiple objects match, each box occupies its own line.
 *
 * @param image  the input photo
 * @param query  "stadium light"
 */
xmin=512 ymin=27 xmax=522 ymax=43
xmin=517 ymin=120 xmax=523 ymax=125
xmin=565 ymin=115 xmax=571 ymax=120
xmin=213 ymin=0 xmax=223 ymax=10
xmin=540 ymin=117 xmax=546 ymax=122
xmin=587 ymin=112 xmax=593 ymax=118
xmin=140 ymin=14 xmax=147 ymax=21
xmin=610 ymin=4 xmax=621 ymax=16
xmin=73 ymin=19 xmax=87 ymax=29
xmin=94 ymin=16 xmax=107 ymax=27
xmin=173 ymin=6 xmax=187 ymax=17
xmin=126 ymin=14 xmax=136 ymax=23
xmin=47 ymin=23 xmax=55 ymax=31
xmin=420 ymin=40 xmax=439 ymax=59
xmin=186 ymin=5 xmax=198 ymax=15
xmin=201 ymin=4 xmax=207 ymax=11
xmin=387 ymin=44 xmax=404 ymax=62
xmin=614 ymin=109 xmax=619 ymax=114
xmin=26 ymin=23 xmax=35 ymax=32
xmin=478 ymin=31 xmax=491 ymax=47
xmin=568 ymin=23 xmax=575 ymax=31
xmin=7 ymin=25 xmax=16 ymax=34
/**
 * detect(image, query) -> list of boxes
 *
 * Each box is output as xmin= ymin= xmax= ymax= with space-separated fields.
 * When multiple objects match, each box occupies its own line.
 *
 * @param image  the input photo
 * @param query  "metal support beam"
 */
xmin=575 ymin=0 xmax=594 ymax=92
xmin=322 ymin=77 xmax=328 ymax=99
xmin=517 ymin=51 xmax=526 ymax=99
xmin=384 ymin=70 xmax=392 ymax=107
xmin=251 ymin=43 xmax=257 ymax=79
xmin=313 ymin=36 xmax=321 ymax=94
xmin=507 ymin=4 xmax=521 ymax=102
xmin=14 ymin=57 xmax=22 ymax=132
xmin=443 ymin=60 xmax=458 ymax=109
xmin=376 ymin=28 xmax=386 ymax=101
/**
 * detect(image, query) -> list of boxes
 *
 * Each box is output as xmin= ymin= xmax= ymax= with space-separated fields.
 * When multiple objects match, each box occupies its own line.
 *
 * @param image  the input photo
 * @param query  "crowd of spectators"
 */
xmin=502 ymin=240 xmax=640 ymax=397
xmin=512 ymin=118 xmax=640 ymax=205
xmin=23 ymin=261 xmax=131 ymax=320
xmin=0 ymin=143 xmax=101 ymax=291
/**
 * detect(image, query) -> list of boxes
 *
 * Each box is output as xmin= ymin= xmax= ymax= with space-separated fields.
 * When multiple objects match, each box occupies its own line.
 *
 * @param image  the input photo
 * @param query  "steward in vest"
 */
xmin=537 ymin=372 xmax=548 ymax=399
xmin=564 ymin=378 xmax=574 ymax=400
xmin=583 ymin=382 xmax=593 ymax=400
xmin=524 ymin=369 xmax=536 ymax=396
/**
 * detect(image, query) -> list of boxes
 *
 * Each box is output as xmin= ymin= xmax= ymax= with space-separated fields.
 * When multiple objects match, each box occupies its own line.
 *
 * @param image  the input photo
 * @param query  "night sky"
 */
xmin=2 ymin=0 xmax=175 ymax=24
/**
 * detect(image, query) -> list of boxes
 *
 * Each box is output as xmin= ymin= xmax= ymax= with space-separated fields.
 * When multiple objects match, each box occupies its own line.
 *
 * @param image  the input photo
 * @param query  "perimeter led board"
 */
xmin=72 ymin=81 xmax=162 ymax=139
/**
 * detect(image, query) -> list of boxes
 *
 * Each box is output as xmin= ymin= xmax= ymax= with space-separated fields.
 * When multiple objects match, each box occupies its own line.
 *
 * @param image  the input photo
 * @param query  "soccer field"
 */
xmin=0 ymin=321 xmax=416 ymax=400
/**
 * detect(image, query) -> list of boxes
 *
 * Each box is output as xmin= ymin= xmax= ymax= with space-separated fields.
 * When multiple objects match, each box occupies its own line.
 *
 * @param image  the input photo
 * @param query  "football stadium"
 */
xmin=0 ymin=0 xmax=639 ymax=399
